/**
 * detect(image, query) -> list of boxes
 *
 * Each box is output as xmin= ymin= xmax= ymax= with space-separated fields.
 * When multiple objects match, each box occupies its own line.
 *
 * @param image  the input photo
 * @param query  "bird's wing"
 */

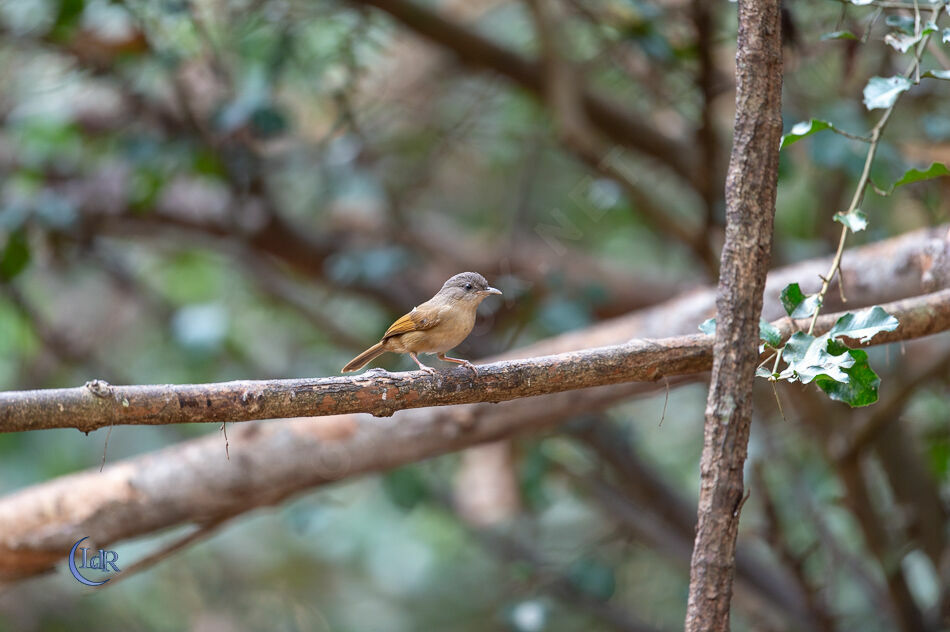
xmin=382 ymin=307 xmax=440 ymax=339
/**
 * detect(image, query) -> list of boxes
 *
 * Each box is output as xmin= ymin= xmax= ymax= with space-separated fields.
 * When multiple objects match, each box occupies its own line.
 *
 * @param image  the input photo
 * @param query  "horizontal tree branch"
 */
xmin=1 ymin=338 xmax=712 ymax=433
xmin=1 ymin=226 xmax=948 ymax=585
xmin=2 ymin=288 xmax=950 ymax=434
xmin=1 ymin=224 xmax=946 ymax=436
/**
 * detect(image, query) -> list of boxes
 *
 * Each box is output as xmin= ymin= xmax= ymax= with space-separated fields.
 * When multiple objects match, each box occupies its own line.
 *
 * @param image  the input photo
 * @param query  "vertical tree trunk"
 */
xmin=684 ymin=1 xmax=783 ymax=631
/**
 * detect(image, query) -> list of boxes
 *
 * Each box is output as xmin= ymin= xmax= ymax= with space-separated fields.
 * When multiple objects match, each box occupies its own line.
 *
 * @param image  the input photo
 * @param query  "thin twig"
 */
xmin=99 ymin=425 xmax=113 ymax=473
xmin=658 ymin=377 xmax=670 ymax=427
xmin=806 ymin=26 xmax=933 ymax=335
xmin=221 ymin=422 xmax=229 ymax=461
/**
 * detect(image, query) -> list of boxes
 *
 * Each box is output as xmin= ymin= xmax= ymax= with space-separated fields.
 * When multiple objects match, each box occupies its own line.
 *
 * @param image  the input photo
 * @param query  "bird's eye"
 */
xmin=465 ymin=283 xmax=473 ymax=291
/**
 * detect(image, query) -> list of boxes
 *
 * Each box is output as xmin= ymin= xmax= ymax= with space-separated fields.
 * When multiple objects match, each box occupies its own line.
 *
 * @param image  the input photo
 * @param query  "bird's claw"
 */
xmin=419 ymin=366 xmax=438 ymax=375
xmin=461 ymin=362 xmax=478 ymax=376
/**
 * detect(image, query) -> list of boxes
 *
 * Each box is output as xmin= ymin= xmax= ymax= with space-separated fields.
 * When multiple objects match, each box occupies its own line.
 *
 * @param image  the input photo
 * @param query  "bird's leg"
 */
xmin=409 ymin=352 xmax=438 ymax=375
xmin=437 ymin=353 xmax=478 ymax=375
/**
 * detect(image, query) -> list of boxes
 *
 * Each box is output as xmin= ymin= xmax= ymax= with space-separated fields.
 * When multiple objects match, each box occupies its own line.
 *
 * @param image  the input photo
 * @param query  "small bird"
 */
xmin=342 ymin=272 xmax=502 ymax=374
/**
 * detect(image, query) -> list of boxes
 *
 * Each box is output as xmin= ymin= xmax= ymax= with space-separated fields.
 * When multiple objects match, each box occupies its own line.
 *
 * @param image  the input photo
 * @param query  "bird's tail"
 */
xmin=342 ymin=342 xmax=386 ymax=373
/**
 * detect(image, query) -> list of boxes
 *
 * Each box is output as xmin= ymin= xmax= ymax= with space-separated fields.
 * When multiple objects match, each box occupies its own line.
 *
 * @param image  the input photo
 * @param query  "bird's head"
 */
xmin=437 ymin=272 xmax=502 ymax=304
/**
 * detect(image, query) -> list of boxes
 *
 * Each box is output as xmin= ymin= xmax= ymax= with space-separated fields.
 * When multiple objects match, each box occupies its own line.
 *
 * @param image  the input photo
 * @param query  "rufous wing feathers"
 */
xmin=382 ymin=308 xmax=439 ymax=339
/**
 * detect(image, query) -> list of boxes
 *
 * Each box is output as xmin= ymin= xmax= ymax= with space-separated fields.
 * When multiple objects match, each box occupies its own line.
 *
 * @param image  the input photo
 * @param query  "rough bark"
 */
xmin=685 ymin=2 xmax=783 ymax=631
xmin=3 ymin=288 xmax=950 ymax=434
xmin=0 ymin=337 xmax=711 ymax=433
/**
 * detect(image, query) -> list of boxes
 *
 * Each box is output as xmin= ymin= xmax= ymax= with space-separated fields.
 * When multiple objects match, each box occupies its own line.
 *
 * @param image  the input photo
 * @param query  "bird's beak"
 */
xmin=479 ymin=287 xmax=502 ymax=296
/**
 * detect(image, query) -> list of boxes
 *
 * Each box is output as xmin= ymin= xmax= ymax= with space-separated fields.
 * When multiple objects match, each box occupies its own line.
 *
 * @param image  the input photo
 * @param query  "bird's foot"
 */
xmin=437 ymin=353 xmax=478 ymax=376
xmin=409 ymin=352 xmax=438 ymax=375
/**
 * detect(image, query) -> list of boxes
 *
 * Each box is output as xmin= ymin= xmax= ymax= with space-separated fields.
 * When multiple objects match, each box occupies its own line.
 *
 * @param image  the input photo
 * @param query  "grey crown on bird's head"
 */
xmin=436 ymin=272 xmax=502 ymax=300
xmin=442 ymin=272 xmax=491 ymax=292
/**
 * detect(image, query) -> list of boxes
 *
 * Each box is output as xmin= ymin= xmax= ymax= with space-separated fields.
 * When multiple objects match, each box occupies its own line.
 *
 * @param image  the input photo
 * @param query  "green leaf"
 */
xmin=943 ymin=28 xmax=950 ymax=44
xmin=863 ymin=76 xmax=913 ymax=110
xmin=821 ymin=30 xmax=858 ymax=41
xmin=780 ymin=283 xmax=821 ymax=319
xmin=776 ymin=326 xmax=887 ymax=407
xmin=895 ymin=163 xmax=950 ymax=186
xmin=0 ymin=230 xmax=31 ymax=281
xmin=779 ymin=332 xmax=854 ymax=384
xmin=759 ymin=318 xmax=782 ymax=348
xmin=780 ymin=119 xmax=833 ymax=149
xmin=884 ymin=20 xmax=937 ymax=51
xmin=833 ymin=208 xmax=868 ymax=232
xmin=848 ymin=0 xmax=874 ymax=4
xmin=814 ymin=346 xmax=881 ymax=407
xmin=923 ymin=70 xmax=950 ymax=80
xmin=828 ymin=306 xmax=899 ymax=343
xmin=699 ymin=318 xmax=716 ymax=335
xmin=756 ymin=366 xmax=778 ymax=379
xmin=879 ymin=163 xmax=950 ymax=194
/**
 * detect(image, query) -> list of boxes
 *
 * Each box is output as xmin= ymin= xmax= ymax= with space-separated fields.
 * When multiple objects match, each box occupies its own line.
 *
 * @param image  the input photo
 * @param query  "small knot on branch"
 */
xmin=85 ymin=379 xmax=113 ymax=399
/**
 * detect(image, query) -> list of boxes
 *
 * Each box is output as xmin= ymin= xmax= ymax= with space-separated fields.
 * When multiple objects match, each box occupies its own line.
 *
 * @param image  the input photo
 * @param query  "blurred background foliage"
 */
xmin=0 ymin=0 xmax=949 ymax=630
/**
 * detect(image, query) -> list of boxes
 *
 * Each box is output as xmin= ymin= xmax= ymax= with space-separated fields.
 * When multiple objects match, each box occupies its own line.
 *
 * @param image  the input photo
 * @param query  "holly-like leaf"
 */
xmin=884 ymin=21 xmax=937 ymax=52
xmin=943 ymin=27 xmax=950 ymax=44
xmin=828 ymin=306 xmax=900 ymax=343
xmin=923 ymin=70 xmax=950 ymax=80
xmin=759 ymin=318 xmax=782 ymax=348
xmin=894 ymin=162 xmax=950 ymax=186
xmin=833 ymin=208 xmax=868 ymax=232
xmin=780 ymin=119 xmax=833 ymax=149
xmin=863 ymin=76 xmax=913 ymax=110
xmin=774 ymin=314 xmax=891 ymax=407
xmin=780 ymin=283 xmax=821 ymax=319
xmin=699 ymin=318 xmax=716 ymax=335
xmin=813 ymin=344 xmax=881 ymax=407
xmin=885 ymin=32 xmax=921 ymax=53
xmin=877 ymin=162 xmax=950 ymax=194
xmin=779 ymin=332 xmax=855 ymax=384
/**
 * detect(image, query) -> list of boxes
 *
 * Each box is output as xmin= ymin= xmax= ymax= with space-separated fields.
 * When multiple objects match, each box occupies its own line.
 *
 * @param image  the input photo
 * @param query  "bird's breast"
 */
xmin=400 ymin=303 xmax=477 ymax=353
